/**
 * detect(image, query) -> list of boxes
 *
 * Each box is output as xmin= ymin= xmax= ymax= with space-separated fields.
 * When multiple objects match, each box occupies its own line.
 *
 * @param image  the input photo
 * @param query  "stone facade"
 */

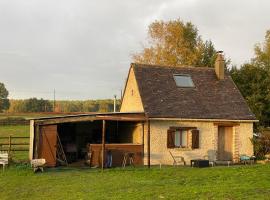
xmin=142 ymin=120 xmax=253 ymax=165
xmin=120 ymin=67 xmax=144 ymax=112
xmin=120 ymin=66 xmax=255 ymax=166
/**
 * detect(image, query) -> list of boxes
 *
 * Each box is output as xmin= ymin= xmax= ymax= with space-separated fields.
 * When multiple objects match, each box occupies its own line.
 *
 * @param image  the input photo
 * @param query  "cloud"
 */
xmin=0 ymin=0 xmax=269 ymax=99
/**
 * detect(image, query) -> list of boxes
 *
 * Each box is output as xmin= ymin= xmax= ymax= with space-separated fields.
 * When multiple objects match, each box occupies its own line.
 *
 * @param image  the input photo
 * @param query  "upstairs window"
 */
xmin=173 ymin=74 xmax=194 ymax=87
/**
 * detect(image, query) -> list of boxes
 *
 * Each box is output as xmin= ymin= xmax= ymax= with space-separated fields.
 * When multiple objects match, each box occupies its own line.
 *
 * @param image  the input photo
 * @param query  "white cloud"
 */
xmin=0 ymin=0 xmax=269 ymax=99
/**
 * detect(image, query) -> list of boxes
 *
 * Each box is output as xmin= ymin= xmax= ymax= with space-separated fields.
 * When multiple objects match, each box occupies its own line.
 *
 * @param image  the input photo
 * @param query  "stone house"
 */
xmin=120 ymin=53 xmax=257 ymax=165
xmin=29 ymin=53 xmax=257 ymax=168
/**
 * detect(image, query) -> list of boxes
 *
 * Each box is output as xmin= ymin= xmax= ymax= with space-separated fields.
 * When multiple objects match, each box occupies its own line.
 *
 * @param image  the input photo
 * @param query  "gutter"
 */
xmin=148 ymin=117 xmax=258 ymax=123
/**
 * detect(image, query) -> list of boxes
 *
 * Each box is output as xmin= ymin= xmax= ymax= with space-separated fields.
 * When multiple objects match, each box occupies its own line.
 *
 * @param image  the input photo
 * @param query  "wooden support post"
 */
xmin=147 ymin=120 xmax=150 ymax=168
xmin=9 ymin=135 xmax=11 ymax=153
xmin=101 ymin=120 xmax=106 ymax=170
xmin=34 ymin=125 xmax=40 ymax=159
xmin=142 ymin=122 xmax=144 ymax=150
xmin=142 ymin=122 xmax=145 ymax=162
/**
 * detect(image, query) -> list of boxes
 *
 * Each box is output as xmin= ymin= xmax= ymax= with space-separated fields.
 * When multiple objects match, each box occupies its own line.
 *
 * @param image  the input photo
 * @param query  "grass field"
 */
xmin=1 ymin=124 xmax=270 ymax=199
xmin=1 ymin=165 xmax=270 ymax=200
xmin=0 ymin=125 xmax=29 ymax=161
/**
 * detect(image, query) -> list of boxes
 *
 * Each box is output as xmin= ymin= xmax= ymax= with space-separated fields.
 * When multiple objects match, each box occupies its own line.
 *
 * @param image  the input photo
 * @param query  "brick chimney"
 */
xmin=215 ymin=51 xmax=225 ymax=80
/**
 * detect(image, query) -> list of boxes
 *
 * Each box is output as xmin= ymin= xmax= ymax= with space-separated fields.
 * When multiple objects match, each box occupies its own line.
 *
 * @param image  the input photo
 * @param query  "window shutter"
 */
xmin=167 ymin=129 xmax=175 ymax=148
xmin=191 ymin=130 xmax=199 ymax=149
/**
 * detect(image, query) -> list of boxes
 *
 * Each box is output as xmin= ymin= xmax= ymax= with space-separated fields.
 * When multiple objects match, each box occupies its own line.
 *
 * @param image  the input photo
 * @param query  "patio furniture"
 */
xmin=0 ymin=151 xmax=9 ymax=171
xmin=169 ymin=151 xmax=186 ymax=166
xmin=203 ymin=155 xmax=216 ymax=167
xmin=240 ymin=155 xmax=255 ymax=165
xmin=190 ymin=159 xmax=209 ymax=168
xmin=122 ymin=152 xmax=135 ymax=168
xmin=31 ymin=159 xmax=46 ymax=173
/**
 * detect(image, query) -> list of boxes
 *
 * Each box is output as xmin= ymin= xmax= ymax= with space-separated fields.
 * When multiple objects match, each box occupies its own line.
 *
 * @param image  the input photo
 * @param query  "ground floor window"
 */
xmin=174 ymin=130 xmax=188 ymax=148
xmin=167 ymin=127 xmax=199 ymax=149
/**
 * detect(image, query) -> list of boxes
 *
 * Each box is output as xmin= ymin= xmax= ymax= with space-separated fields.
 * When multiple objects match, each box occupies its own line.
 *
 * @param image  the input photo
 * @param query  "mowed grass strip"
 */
xmin=1 ymin=165 xmax=270 ymax=200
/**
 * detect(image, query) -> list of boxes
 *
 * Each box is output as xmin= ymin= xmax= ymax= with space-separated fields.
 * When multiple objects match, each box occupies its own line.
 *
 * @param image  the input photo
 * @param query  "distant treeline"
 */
xmin=7 ymin=98 xmax=121 ymax=113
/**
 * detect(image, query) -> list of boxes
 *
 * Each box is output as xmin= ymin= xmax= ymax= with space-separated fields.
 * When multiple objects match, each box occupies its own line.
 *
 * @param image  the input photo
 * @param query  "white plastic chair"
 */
xmin=169 ymin=151 xmax=186 ymax=166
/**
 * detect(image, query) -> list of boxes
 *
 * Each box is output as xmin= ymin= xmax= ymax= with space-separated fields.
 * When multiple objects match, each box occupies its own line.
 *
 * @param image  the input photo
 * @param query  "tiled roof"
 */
xmin=132 ymin=63 xmax=256 ymax=120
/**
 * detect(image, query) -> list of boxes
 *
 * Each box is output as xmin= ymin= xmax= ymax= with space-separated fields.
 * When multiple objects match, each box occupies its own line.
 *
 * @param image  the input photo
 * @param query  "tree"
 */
xmin=253 ymin=30 xmax=270 ymax=69
xmin=82 ymin=101 xmax=99 ymax=112
xmin=230 ymin=64 xmax=270 ymax=127
xmin=132 ymin=19 xmax=217 ymax=67
xmin=230 ymin=30 xmax=270 ymax=128
xmin=0 ymin=82 xmax=10 ymax=112
xmin=24 ymin=98 xmax=52 ymax=112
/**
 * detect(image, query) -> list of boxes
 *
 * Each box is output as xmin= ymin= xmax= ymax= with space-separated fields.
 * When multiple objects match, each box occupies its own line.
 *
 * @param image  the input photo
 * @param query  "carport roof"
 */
xmin=31 ymin=112 xmax=146 ymax=125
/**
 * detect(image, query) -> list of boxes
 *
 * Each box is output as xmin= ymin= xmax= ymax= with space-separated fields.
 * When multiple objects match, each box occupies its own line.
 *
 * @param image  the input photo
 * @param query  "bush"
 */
xmin=250 ymin=132 xmax=270 ymax=160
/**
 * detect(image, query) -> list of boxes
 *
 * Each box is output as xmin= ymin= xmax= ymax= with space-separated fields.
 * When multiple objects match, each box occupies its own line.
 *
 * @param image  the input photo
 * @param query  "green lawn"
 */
xmin=1 ymin=165 xmax=270 ymax=200
xmin=1 ymin=125 xmax=270 ymax=199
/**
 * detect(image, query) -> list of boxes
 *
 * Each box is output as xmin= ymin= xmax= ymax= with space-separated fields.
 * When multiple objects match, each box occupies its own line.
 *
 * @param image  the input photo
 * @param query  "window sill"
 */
xmin=173 ymin=147 xmax=193 ymax=151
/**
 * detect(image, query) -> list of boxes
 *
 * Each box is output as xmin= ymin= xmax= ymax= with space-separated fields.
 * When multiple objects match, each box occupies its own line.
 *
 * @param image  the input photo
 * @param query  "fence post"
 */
xmin=9 ymin=135 xmax=11 ymax=153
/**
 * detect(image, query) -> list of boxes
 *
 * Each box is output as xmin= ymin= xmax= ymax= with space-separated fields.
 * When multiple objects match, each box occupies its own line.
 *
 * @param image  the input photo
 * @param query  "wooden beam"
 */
xmin=96 ymin=116 xmax=146 ymax=121
xmin=213 ymin=122 xmax=240 ymax=127
xmin=35 ymin=115 xmax=146 ymax=126
xmin=101 ymin=120 xmax=106 ymax=170
xmin=34 ymin=124 xmax=40 ymax=159
xmin=36 ymin=116 xmax=97 ymax=125
xmin=147 ymin=120 xmax=150 ymax=168
xmin=169 ymin=126 xmax=197 ymax=130
xmin=29 ymin=120 xmax=35 ymax=160
xmin=142 ymin=123 xmax=144 ymax=159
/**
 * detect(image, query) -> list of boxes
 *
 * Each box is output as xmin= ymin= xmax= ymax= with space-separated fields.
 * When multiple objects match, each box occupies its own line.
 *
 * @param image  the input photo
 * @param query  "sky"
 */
xmin=0 ymin=0 xmax=269 ymax=100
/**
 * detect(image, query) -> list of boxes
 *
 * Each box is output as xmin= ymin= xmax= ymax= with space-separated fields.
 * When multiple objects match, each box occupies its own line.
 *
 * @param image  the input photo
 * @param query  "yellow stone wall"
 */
xmin=143 ymin=120 xmax=254 ymax=165
xmin=120 ymin=67 xmax=144 ymax=112
xmin=118 ymin=123 xmax=144 ymax=144
xmin=237 ymin=123 xmax=254 ymax=156
xmin=132 ymin=124 xmax=144 ymax=144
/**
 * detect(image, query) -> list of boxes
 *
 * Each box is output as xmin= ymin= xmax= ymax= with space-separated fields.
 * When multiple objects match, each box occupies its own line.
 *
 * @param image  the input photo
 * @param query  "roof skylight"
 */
xmin=173 ymin=74 xmax=194 ymax=87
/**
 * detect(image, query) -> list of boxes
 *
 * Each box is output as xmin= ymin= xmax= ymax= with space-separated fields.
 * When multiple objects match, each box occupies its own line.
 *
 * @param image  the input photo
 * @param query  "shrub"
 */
xmin=250 ymin=132 xmax=270 ymax=160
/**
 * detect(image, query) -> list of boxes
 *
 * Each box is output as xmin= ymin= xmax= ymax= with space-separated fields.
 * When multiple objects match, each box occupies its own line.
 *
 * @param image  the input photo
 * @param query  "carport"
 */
xmin=29 ymin=112 xmax=149 ymax=169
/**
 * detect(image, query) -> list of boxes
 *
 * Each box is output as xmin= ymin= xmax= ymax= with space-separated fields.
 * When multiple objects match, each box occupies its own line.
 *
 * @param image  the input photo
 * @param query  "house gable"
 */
xmin=120 ymin=66 xmax=144 ymax=112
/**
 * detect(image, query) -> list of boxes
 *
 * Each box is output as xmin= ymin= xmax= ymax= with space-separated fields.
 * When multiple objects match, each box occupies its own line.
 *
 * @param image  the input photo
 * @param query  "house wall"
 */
xmin=143 ymin=120 xmax=254 ymax=165
xmin=132 ymin=124 xmax=144 ymax=144
xmin=237 ymin=123 xmax=253 ymax=156
xmin=117 ymin=123 xmax=143 ymax=144
xmin=120 ymin=67 xmax=144 ymax=112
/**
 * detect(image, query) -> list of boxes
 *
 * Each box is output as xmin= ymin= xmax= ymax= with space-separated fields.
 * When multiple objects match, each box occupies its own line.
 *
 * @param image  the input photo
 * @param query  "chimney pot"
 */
xmin=215 ymin=51 xmax=225 ymax=80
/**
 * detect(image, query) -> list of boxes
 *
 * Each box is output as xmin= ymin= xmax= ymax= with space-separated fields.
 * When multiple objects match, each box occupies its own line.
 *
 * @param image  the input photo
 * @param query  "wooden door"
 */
xmin=39 ymin=125 xmax=57 ymax=167
xmin=218 ymin=126 xmax=233 ymax=161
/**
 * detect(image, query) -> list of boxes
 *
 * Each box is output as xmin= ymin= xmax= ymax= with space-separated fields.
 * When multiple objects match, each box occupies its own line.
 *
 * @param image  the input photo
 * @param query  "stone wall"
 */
xmin=120 ymin=67 xmax=144 ymax=112
xmin=143 ymin=120 xmax=254 ymax=165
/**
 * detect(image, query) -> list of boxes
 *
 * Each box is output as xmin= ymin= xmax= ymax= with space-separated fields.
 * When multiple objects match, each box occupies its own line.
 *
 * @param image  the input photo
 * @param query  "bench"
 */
xmin=0 ymin=151 xmax=9 ymax=171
